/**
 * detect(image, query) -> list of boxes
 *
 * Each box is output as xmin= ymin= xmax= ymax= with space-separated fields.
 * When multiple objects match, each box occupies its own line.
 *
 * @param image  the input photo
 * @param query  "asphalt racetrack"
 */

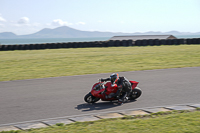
xmin=0 ymin=67 xmax=200 ymax=125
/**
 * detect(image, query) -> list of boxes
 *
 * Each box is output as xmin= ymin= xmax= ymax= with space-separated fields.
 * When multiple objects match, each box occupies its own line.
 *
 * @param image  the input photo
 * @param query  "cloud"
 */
xmin=0 ymin=16 xmax=6 ymax=22
xmin=52 ymin=19 xmax=72 ymax=26
xmin=32 ymin=22 xmax=41 ymax=27
xmin=0 ymin=23 xmax=5 ymax=27
xmin=18 ymin=17 xmax=30 ymax=24
xmin=76 ymin=22 xmax=86 ymax=25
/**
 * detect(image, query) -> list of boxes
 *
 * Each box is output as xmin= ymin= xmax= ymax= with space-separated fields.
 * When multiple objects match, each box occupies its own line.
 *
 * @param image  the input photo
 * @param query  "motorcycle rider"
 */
xmin=100 ymin=73 xmax=132 ymax=105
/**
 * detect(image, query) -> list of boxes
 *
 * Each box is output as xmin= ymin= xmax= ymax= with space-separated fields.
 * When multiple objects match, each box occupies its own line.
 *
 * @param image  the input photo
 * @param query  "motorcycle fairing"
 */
xmin=91 ymin=82 xmax=118 ymax=100
xmin=91 ymin=80 xmax=139 ymax=101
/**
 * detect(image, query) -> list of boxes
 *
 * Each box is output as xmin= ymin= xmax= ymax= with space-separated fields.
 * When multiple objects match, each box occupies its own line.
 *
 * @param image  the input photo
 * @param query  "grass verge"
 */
xmin=2 ymin=110 xmax=200 ymax=133
xmin=0 ymin=45 xmax=200 ymax=81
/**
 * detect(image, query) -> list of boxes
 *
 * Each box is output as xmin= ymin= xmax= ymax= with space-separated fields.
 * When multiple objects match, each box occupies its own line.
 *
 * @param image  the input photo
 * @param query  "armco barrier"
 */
xmin=0 ymin=38 xmax=200 ymax=51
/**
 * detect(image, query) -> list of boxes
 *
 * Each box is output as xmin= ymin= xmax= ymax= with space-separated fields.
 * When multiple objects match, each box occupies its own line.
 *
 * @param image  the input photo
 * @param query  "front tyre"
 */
xmin=129 ymin=87 xmax=142 ymax=100
xmin=84 ymin=92 xmax=100 ymax=103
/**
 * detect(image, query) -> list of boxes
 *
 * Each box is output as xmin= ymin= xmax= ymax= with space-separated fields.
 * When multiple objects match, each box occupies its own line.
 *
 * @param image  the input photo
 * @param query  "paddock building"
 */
xmin=109 ymin=35 xmax=177 ymax=41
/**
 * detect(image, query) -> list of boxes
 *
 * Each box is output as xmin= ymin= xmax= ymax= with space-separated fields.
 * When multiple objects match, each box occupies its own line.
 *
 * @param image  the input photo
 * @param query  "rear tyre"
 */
xmin=129 ymin=87 xmax=142 ymax=100
xmin=84 ymin=92 xmax=100 ymax=103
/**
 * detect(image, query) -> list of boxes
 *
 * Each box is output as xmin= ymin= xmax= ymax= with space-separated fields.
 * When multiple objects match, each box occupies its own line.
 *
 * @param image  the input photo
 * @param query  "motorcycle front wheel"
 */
xmin=84 ymin=92 xmax=100 ymax=103
xmin=129 ymin=87 xmax=142 ymax=100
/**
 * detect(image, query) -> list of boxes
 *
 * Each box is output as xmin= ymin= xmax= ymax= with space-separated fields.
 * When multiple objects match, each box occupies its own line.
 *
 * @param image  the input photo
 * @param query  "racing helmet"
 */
xmin=110 ymin=73 xmax=119 ymax=85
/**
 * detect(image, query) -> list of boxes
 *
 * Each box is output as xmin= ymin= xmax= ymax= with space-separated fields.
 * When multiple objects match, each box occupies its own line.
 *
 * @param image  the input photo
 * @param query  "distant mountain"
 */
xmin=0 ymin=32 xmax=18 ymax=38
xmin=20 ymin=26 xmax=129 ymax=38
xmin=0 ymin=26 xmax=200 ymax=39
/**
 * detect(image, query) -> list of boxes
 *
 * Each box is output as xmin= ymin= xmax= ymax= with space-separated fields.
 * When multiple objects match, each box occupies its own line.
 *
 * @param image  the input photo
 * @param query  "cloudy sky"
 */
xmin=0 ymin=0 xmax=200 ymax=35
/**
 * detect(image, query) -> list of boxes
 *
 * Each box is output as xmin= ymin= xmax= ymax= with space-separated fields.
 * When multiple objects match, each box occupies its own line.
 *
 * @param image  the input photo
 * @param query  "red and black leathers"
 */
xmin=101 ymin=76 xmax=132 ymax=102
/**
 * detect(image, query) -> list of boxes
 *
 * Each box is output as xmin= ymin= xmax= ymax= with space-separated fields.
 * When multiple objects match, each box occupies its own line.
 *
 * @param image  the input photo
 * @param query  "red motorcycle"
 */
xmin=84 ymin=80 xmax=142 ymax=103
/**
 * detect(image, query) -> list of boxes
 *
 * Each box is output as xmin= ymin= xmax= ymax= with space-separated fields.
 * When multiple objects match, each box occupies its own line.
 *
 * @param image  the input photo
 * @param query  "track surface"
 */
xmin=0 ymin=67 xmax=200 ymax=125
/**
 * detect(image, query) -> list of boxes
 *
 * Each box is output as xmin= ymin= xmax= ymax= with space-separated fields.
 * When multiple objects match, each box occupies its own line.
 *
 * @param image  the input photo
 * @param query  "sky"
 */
xmin=0 ymin=0 xmax=200 ymax=35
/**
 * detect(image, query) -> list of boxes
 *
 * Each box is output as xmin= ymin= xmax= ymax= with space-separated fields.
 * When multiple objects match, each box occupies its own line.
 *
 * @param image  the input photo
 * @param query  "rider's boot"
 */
xmin=118 ymin=97 xmax=129 ymax=105
xmin=118 ymin=99 xmax=124 ymax=105
xmin=124 ymin=97 xmax=129 ymax=102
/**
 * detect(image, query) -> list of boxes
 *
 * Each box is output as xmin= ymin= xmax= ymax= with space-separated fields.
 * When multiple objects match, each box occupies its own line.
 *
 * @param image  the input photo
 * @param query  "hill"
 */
xmin=0 ymin=26 xmax=200 ymax=39
xmin=0 ymin=32 xmax=18 ymax=38
xmin=0 ymin=26 xmax=128 ymax=39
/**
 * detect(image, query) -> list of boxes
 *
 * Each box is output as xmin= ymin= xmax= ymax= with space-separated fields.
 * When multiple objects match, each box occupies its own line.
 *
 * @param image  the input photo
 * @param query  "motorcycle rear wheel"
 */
xmin=129 ymin=87 xmax=142 ymax=100
xmin=84 ymin=92 xmax=100 ymax=103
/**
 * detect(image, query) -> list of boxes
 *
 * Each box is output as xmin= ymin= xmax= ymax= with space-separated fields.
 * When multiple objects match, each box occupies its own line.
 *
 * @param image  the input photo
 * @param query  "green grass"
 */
xmin=3 ymin=110 xmax=200 ymax=133
xmin=0 ymin=45 xmax=200 ymax=81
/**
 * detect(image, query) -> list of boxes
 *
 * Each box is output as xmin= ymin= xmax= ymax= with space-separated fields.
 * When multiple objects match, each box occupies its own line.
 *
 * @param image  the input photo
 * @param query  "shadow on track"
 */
xmin=75 ymin=100 xmax=136 ymax=112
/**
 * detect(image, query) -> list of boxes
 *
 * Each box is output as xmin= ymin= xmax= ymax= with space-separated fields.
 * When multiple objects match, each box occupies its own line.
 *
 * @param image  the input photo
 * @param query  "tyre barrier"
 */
xmin=134 ymin=40 xmax=141 ymax=46
xmin=160 ymin=39 xmax=166 ymax=45
xmin=148 ymin=39 xmax=154 ymax=46
xmin=141 ymin=40 xmax=148 ymax=46
xmin=128 ymin=40 xmax=133 ymax=46
xmin=108 ymin=40 xmax=114 ymax=47
xmin=0 ymin=38 xmax=200 ymax=51
xmin=155 ymin=39 xmax=160 ymax=46
xmin=186 ymin=38 xmax=200 ymax=44
xmin=115 ymin=40 xmax=120 ymax=47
